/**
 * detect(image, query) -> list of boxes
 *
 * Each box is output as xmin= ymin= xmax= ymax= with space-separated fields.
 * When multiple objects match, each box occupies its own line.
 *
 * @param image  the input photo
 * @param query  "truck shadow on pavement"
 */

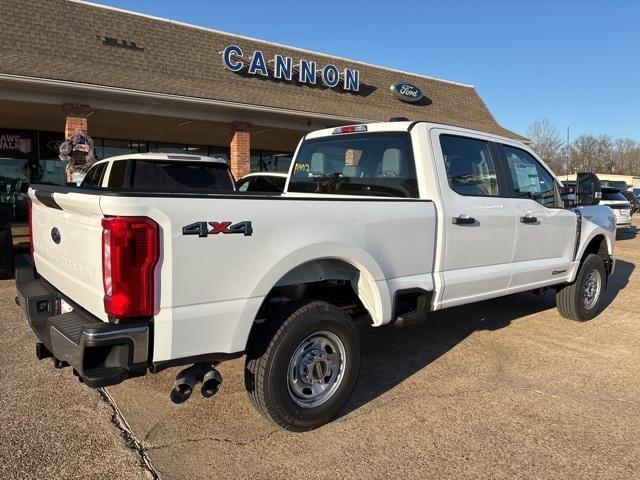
xmin=616 ymin=226 xmax=638 ymax=241
xmin=338 ymin=258 xmax=635 ymax=419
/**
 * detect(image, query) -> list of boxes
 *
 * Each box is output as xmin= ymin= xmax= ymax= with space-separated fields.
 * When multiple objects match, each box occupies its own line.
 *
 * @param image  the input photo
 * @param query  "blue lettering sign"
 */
xmin=248 ymin=50 xmax=269 ymax=76
xmin=299 ymin=60 xmax=317 ymax=84
xmin=222 ymin=44 xmax=244 ymax=72
xmin=321 ymin=64 xmax=340 ymax=88
xmin=274 ymin=54 xmax=293 ymax=80
xmin=343 ymin=68 xmax=359 ymax=91
xmin=221 ymin=45 xmax=360 ymax=93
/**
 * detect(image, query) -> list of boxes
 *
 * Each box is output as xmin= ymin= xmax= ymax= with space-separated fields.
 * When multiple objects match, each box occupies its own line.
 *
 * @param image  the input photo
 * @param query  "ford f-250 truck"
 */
xmin=16 ymin=121 xmax=616 ymax=431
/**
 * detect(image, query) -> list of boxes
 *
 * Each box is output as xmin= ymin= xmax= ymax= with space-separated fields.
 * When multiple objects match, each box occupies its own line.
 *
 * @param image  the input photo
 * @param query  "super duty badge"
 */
xmin=182 ymin=221 xmax=253 ymax=237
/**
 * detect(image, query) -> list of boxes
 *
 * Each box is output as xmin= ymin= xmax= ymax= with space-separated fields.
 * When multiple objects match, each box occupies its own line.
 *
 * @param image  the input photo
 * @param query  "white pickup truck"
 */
xmin=17 ymin=121 xmax=616 ymax=431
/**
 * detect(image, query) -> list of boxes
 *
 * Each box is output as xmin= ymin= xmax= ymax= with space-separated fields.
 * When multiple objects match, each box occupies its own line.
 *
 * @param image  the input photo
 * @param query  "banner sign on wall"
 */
xmin=0 ymin=131 xmax=32 ymax=155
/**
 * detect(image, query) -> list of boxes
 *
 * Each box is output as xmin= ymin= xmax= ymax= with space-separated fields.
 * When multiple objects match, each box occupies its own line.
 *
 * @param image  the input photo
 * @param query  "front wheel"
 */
xmin=556 ymin=254 xmax=607 ymax=321
xmin=244 ymin=300 xmax=360 ymax=431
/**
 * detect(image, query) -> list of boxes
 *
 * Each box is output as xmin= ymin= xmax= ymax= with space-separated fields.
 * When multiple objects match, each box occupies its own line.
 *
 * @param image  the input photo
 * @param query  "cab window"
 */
xmin=502 ymin=146 xmax=559 ymax=208
xmin=107 ymin=160 xmax=128 ymax=188
xmin=440 ymin=135 xmax=499 ymax=197
xmin=80 ymin=162 xmax=107 ymax=187
xmin=288 ymin=133 xmax=418 ymax=198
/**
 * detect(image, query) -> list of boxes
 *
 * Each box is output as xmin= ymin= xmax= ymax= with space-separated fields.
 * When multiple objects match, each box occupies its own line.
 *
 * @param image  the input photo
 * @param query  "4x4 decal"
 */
xmin=182 ymin=221 xmax=253 ymax=237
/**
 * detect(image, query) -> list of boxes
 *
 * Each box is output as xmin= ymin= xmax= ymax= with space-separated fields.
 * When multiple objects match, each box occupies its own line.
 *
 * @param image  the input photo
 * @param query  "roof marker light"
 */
xmin=332 ymin=125 xmax=368 ymax=135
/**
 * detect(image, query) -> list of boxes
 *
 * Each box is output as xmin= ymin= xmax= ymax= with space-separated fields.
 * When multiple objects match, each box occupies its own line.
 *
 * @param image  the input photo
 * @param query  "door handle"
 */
xmin=520 ymin=215 xmax=538 ymax=224
xmin=452 ymin=215 xmax=476 ymax=225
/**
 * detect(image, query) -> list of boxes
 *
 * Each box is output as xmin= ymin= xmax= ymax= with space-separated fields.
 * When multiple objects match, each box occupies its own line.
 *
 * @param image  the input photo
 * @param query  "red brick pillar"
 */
xmin=230 ymin=122 xmax=251 ymax=179
xmin=62 ymin=103 xmax=92 ymax=138
xmin=62 ymin=104 xmax=93 ymax=182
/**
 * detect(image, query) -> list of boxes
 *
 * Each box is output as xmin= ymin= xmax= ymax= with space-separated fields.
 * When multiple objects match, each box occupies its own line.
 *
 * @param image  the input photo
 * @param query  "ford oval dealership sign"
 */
xmin=390 ymin=81 xmax=424 ymax=103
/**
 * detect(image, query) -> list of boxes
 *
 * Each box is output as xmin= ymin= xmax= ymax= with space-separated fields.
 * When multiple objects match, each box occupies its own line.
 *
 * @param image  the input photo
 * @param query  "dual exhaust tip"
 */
xmin=170 ymin=362 xmax=223 ymax=404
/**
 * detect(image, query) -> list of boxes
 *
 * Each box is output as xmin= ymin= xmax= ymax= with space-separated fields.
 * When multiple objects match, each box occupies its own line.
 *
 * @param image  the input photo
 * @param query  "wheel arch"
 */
xmin=252 ymin=244 xmax=391 ymax=324
xmin=234 ymin=243 xmax=391 ymax=352
xmin=571 ymin=233 xmax=613 ymax=281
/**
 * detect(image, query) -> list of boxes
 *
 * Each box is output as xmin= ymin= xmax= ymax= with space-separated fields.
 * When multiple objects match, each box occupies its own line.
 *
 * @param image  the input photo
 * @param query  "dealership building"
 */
xmin=0 ymin=0 xmax=525 ymax=222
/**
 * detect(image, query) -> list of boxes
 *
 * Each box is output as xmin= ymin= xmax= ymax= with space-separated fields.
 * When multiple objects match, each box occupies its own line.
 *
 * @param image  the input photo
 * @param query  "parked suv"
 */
xmin=600 ymin=187 xmax=632 ymax=229
xmin=601 ymin=180 xmax=638 ymax=215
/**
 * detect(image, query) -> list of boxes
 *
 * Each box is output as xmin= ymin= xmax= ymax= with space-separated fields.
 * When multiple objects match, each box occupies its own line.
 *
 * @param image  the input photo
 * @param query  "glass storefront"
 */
xmin=0 ymin=129 xmax=35 ymax=223
xmin=0 ymin=128 xmax=232 ymax=223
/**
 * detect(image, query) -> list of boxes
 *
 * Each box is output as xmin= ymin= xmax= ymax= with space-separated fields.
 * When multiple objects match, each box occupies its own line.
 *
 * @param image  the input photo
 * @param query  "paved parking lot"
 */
xmin=1 ymin=220 xmax=639 ymax=479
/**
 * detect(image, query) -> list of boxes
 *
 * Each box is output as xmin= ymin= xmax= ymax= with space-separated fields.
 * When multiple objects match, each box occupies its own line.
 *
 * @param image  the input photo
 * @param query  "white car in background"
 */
xmin=236 ymin=172 xmax=287 ymax=193
xmin=600 ymin=187 xmax=632 ymax=229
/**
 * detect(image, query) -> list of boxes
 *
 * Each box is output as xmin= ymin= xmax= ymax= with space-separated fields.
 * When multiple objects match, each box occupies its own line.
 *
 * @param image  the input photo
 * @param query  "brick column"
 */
xmin=230 ymin=122 xmax=251 ymax=179
xmin=62 ymin=103 xmax=93 ymax=138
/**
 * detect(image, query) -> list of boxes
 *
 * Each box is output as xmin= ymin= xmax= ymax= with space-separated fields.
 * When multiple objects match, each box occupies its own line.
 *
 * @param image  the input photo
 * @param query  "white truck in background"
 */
xmin=17 ymin=121 xmax=615 ymax=431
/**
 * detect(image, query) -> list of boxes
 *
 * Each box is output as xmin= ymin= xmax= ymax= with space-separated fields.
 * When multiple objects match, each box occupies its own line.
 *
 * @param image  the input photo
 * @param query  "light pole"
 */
xmin=566 ymin=126 xmax=570 ymax=180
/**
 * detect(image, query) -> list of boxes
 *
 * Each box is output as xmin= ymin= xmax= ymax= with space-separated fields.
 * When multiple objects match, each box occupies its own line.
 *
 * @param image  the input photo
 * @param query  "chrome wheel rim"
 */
xmin=287 ymin=330 xmax=346 ymax=408
xmin=582 ymin=269 xmax=602 ymax=310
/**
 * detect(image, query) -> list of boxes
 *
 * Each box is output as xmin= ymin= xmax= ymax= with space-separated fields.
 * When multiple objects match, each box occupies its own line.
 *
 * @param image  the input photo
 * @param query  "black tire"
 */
xmin=556 ymin=254 xmax=607 ymax=321
xmin=245 ymin=299 xmax=360 ymax=431
xmin=0 ymin=228 xmax=14 ymax=280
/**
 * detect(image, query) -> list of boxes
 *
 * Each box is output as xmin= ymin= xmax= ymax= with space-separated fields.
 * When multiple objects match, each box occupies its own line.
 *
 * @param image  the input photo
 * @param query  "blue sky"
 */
xmin=94 ymin=0 xmax=639 ymax=141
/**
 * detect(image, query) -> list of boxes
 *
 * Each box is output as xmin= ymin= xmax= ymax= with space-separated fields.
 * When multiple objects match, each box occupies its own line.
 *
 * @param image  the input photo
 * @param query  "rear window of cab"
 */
xmin=288 ymin=133 xmax=419 ymax=198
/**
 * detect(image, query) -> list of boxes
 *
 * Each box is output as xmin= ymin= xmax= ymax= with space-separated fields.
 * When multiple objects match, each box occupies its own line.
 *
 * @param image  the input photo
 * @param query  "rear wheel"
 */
xmin=245 ymin=300 xmax=360 ymax=431
xmin=556 ymin=254 xmax=606 ymax=321
xmin=0 ymin=228 xmax=14 ymax=280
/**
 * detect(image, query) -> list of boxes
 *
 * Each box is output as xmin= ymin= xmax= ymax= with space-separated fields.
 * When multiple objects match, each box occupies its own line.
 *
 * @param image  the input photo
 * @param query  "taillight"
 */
xmin=102 ymin=217 xmax=159 ymax=320
xmin=28 ymin=200 xmax=34 ymax=260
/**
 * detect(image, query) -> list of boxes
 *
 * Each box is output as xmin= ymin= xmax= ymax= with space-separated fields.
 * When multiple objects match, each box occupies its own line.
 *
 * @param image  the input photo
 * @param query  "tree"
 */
xmin=569 ymin=134 xmax=615 ymax=173
xmin=525 ymin=119 xmax=640 ymax=176
xmin=526 ymin=119 xmax=565 ymax=173
xmin=613 ymin=138 xmax=640 ymax=175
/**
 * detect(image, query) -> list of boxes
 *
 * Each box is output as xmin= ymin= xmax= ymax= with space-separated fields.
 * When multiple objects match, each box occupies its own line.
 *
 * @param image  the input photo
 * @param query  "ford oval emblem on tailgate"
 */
xmin=51 ymin=227 xmax=61 ymax=244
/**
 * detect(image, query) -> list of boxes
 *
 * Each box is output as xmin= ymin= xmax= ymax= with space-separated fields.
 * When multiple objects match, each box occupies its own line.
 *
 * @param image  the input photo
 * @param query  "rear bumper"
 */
xmin=15 ymin=257 xmax=149 ymax=388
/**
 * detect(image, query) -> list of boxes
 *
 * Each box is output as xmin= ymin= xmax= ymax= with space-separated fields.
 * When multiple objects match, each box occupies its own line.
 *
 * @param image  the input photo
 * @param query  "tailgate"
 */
xmin=30 ymin=188 xmax=107 ymax=321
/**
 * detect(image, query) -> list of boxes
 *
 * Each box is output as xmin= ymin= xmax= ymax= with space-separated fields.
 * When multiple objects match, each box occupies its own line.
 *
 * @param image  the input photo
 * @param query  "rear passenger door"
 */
xmin=431 ymin=130 xmax=518 ymax=308
xmin=497 ymin=144 xmax=576 ymax=290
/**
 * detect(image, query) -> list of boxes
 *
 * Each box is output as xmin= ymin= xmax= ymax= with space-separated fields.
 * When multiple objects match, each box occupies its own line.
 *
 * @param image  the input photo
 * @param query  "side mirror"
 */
xmin=576 ymin=172 xmax=602 ymax=206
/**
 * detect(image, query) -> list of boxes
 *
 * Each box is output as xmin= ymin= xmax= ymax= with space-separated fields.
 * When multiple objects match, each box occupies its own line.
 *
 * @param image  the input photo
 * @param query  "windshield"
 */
xmin=288 ymin=132 xmax=419 ymax=198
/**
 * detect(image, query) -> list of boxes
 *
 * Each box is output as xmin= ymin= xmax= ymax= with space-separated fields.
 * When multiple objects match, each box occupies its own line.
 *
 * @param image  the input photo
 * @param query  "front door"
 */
xmin=498 ymin=144 xmax=577 ymax=290
xmin=431 ymin=130 xmax=518 ymax=309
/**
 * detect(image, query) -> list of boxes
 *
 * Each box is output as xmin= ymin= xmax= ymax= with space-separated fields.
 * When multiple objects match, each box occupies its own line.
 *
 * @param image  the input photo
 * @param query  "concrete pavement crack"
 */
xmin=98 ymin=388 xmax=161 ymax=479
xmin=144 ymin=428 xmax=281 ymax=451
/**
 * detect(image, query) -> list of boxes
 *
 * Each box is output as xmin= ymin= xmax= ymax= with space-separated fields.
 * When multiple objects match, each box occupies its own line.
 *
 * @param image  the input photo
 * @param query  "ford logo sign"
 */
xmin=390 ymin=81 xmax=424 ymax=103
xmin=51 ymin=227 xmax=61 ymax=244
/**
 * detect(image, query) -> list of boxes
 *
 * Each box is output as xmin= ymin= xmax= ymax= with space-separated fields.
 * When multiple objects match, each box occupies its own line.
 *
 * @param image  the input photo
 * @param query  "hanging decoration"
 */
xmin=58 ymin=131 xmax=97 ymax=183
